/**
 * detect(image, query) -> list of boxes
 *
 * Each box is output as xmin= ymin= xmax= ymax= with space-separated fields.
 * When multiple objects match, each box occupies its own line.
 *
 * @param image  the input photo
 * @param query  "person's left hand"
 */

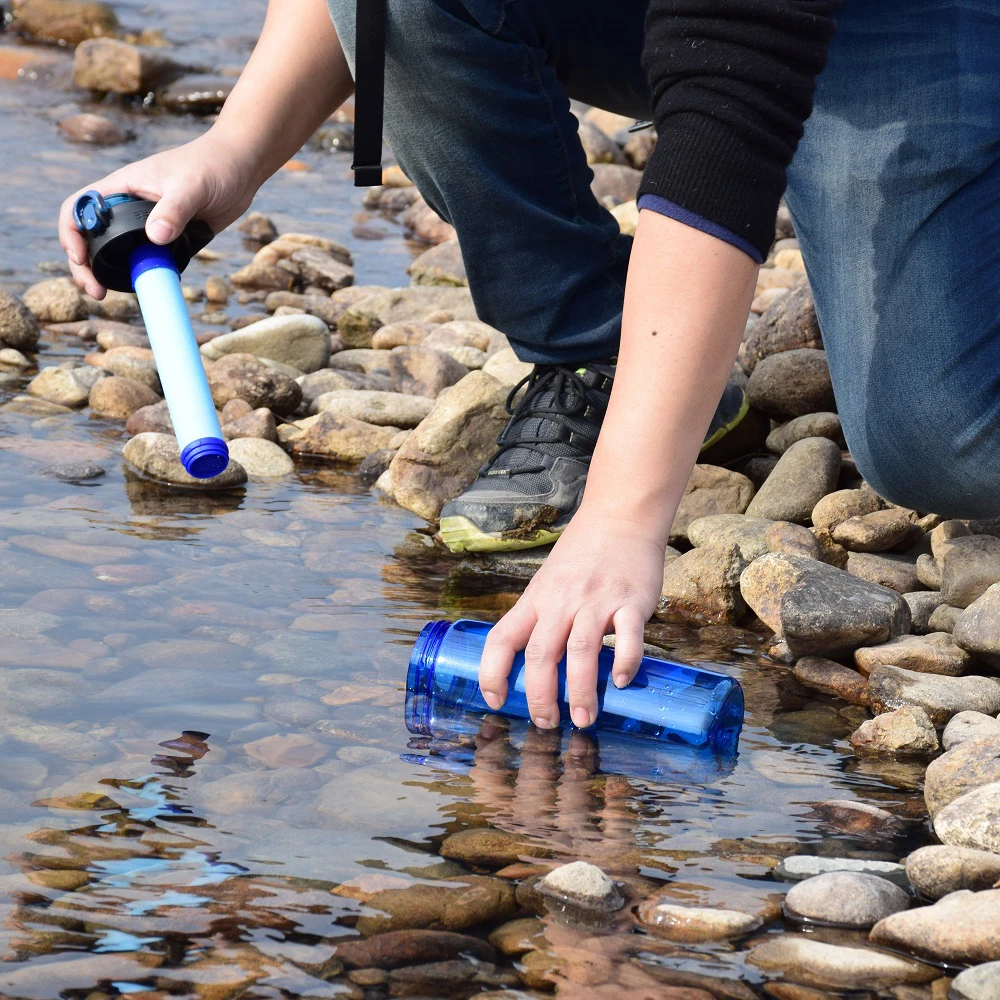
xmin=478 ymin=507 xmax=664 ymax=730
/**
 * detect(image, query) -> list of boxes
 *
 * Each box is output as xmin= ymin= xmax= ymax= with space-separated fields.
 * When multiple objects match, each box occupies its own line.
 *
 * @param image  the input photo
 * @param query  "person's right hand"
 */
xmin=58 ymin=131 xmax=260 ymax=299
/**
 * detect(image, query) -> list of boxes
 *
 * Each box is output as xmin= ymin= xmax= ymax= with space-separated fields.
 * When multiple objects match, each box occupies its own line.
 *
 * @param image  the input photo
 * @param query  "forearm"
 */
xmin=211 ymin=0 xmax=353 ymax=182
xmin=580 ymin=210 xmax=759 ymax=546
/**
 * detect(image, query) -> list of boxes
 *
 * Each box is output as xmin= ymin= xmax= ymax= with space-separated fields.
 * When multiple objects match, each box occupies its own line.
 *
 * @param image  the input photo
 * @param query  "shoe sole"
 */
xmin=439 ymin=393 xmax=751 ymax=554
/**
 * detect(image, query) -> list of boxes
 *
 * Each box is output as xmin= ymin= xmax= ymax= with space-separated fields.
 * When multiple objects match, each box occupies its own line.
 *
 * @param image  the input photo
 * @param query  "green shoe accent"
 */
xmin=439 ymin=514 xmax=564 ymax=553
xmin=701 ymin=389 xmax=750 ymax=451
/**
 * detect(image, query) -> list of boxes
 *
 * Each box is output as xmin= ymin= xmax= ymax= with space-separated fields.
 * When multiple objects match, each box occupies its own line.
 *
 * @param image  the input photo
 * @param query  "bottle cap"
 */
xmin=180 ymin=437 xmax=230 ymax=479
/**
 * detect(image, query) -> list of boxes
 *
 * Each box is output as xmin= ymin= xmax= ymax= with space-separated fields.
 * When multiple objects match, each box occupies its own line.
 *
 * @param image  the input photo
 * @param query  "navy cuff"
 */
xmin=636 ymin=194 xmax=765 ymax=264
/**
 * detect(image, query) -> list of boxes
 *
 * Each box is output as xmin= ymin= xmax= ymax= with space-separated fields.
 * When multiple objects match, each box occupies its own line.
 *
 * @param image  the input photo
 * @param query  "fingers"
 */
xmin=479 ymin=604 xmax=535 ymax=712
xmin=522 ymin=615 xmax=572 ymax=730
xmin=565 ymin=610 xmax=609 ymax=729
xmin=611 ymin=605 xmax=647 ymax=689
xmin=145 ymin=177 xmax=205 ymax=245
xmin=58 ymin=189 xmax=104 ymax=298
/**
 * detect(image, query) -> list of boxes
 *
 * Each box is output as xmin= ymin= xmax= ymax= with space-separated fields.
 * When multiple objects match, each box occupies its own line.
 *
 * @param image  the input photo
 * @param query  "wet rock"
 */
xmin=0 ymin=954 xmax=159 ymax=999
xmin=482 ymin=346 xmax=534 ymax=387
xmin=745 ymin=437 xmax=841 ymax=524
xmin=438 ymin=828 xmax=550 ymax=870
xmin=833 ymin=508 xmax=915 ymax=552
xmin=767 ymin=412 xmax=842 ymax=454
xmin=590 ymin=162 xmax=641 ymax=208
xmin=951 ymin=961 xmax=1000 ymax=1000
xmin=378 ymin=371 xmax=509 ymax=522
xmin=855 ymin=633 xmax=972 ymax=677
xmin=812 ymin=488 xmax=882 ymax=531
xmin=936 ymin=536 xmax=1000 ymax=609
xmin=740 ymin=552 xmax=910 ymax=657
xmin=89 ymin=375 xmax=160 ymax=418
xmin=929 ymin=603 xmax=962 ymax=633
xmin=935 ymin=782 xmax=1000 ymax=855
xmin=657 ymin=543 xmax=748 ymax=625
xmin=122 ymin=432 xmax=247 ymax=489
xmin=26 ymin=366 xmax=91 ymax=407
xmin=783 ymin=871 xmax=910 ymax=929
xmin=0 ymin=346 xmax=30 ymax=368
xmin=747 ymin=937 xmax=936 ymax=990
xmin=297 ymin=367 xmax=394 ymax=407
xmin=357 ymin=448 xmax=397 ymax=484
xmin=808 ymin=798 xmax=905 ymax=838
xmin=22 ymin=277 xmax=87 ymax=323
xmin=867 ymin=665 xmax=1000 ymax=725
xmin=871 ymin=889 xmax=1000 ymax=964
xmin=905 ymin=591 xmax=948 ymax=635
xmin=39 ymin=460 xmax=105 ymax=481
xmin=538 ymin=862 xmax=624 ymax=915
xmin=637 ymin=898 xmax=762 ymax=942
xmin=386 ymin=958 xmax=519 ymax=995
xmin=905 ymin=846 xmax=1000 ymax=901
xmin=334 ymin=929 xmax=497 ymax=970
xmin=739 ymin=277 xmax=822 ymax=374
xmin=200 ymin=314 xmax=331 ymax=372
xmin=156 ymin=72 xmax=235 ymax=112
xmin=773 ymin=856 xmax=907 ymax=885
xmin=125 ymin=398 xmax=173 ymax=435
xmin=670 ymin=466 xmax=756 ymax=543
xmin=488 ymin=917 xmax=547 ymax=957
xmin=311 ymin=388 xmax=433 ymax=427
xmin=388 ymin=345 xmax=468 ymax=397
xmin=924 ymin=736 xmax=1000 ymax=817
xmin=225 ymin=437 xmax=294 ymax=478
xmin=12 ymin=0 xmax=118 ymax=45
xmin=222 ymin=406 xmax=277 ymax=442
xmin=954 ymin=584 xmax=1000 ymax=667
xmin=281 ymin=411 xmax=398 ymax=461
xmin=409 ymin=239 xmax=467 ymax=287
xmin=57 ymin=111 xmax=126 ymax=144
xmin=355 ymin=877 xmax=517 ymax=936
xmin=244 ymin=733 xmax=327 ymax=768
xmin=207 ymin=353 xmax=301 ymax=414
xmin=766 ymin=521 xmax=823 ymax=560
xmin=100 ymin=351 xmax=161 ymax=392
xmin=943 ymin=712 xmax=1000 ymax=750
xmin=73 ymin=37 xmax=186 ymax=93
xmin=338 ymin=287 xmax=477 ymax=348
xmin=747 ymin=349 xmax=835 ymax=418
xmin=793 ymin=656 xmax=869 ymax=705
xmin=848 ymin=551 xmax=922 ymax=594
xmin=849 ymin=705 xmax=939 ymax=757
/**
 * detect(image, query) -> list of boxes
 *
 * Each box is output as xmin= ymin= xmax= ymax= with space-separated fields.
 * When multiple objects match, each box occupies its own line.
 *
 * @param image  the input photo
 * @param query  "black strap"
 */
xmin=352 ymin=0 xmax=387 ymax=187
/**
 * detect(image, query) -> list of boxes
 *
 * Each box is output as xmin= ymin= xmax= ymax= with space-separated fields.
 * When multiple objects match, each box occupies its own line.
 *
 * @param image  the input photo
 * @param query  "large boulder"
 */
xmin=739 ymin=552 xmax=910 ymax=657
xmin=200 ymin=314 xmax=331 ymax=372
xmin=378 ymin=371 xmax=509 ymax=522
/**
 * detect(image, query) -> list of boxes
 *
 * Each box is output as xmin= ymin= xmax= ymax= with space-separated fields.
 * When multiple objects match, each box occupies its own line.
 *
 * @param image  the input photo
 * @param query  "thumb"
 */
xmin=145 ymin=181 xmax=204 ymax=244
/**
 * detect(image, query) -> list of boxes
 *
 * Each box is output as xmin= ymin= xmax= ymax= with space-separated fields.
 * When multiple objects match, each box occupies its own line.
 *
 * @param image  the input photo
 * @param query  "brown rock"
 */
xmin=745 ymin=437 xmax=841 ymax=524
xmin=905 ymin=845 xmax=1000 ymax=901
xmin=334 ymin=930 xmax=497 ymax=970
xmin=89 ymin=375 xmax=160 ymax=418
xmin=243 ymin=733 xmax=327 ymax=769
xmin=438 ymin=828 xmax=551 ymax=869
xmin=388 ymin=345 xmax=469 ymax=397
xmin=739 ymin=277 xmax=823 ymax=374
xmin=833 ymin=509 xmax=916 ymax=553
xmin=847 ymin=551 xmax=922 ymax=594
xmin=288 ymin=246 xmax=355 ymax=292
xmin=849 ymin=705 xmax=939 ymax=757
xmin=282 ymin=411 xmax=398 ymax=461
xmin=924 ymin=735 xmax=1000 ymax=817
xmin=0 ymin=289 xmax=41 ymax=351
xmin=125 ymin=399 xmax=173 ymax=435
xmin=657 ymin=543 xmax=748 ymax=625
xmin=57 ymin=112 xmax=126 ymax=144
xmin=766 ymin=521 xmax=822 ymax=559
xmin=812 ymin=488 xmax=882 ymax=531
xmin=747 ymin=348 xmax=835 ymax=419
xmin=866 ymin=664 xmax=1000 ymax=726
xmin=73 ymin=37 xmax=186 ymax=94
xmin=855 ymin=632 xmax=972 ymax=677
xmin=793 ymin=656 xmax=869 ymax=705
xmin=408 ymin=240 xmax=467 ymax=287
xmin=371 ymin=322 xmax=437 ymax=350
xmin=13 ymin=0 xmax=118 ymax=45
xmin=939 ymin=535 xmax=1000 ymax=609
xmin=22 ymin=277 xmax=87 ymax=323
xmin=767 ymin=412 xmax=842 ymax=454
xmin=810 ymin=526 xmax=850 ymax=569
xmin=222 ymin=407 xmax=277 ymax=443
xmin=954 ymin=583 xmax=1000 ymax=667
xmin=589 ymin=162 xmax=642 ymax=208
xmin=206 ymin=353 xmax=302 ymax=414
xmin=669 ymin=465 xmax=756 ymax=543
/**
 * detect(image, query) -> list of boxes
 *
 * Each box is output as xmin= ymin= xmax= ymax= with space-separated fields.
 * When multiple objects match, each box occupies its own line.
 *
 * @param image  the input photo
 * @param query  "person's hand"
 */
xmin=479 ymin=508 xmax=665 ymax=730
xmin=58 ymin=130 xmax=260 ymax=299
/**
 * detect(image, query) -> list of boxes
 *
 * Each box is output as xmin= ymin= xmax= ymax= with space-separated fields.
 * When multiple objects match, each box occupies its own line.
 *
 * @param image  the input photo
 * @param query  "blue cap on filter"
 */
xmin=180 ymin=437 xmax=230 ymax=479
xmin=129 ymin=242 xmax=179 ymax=284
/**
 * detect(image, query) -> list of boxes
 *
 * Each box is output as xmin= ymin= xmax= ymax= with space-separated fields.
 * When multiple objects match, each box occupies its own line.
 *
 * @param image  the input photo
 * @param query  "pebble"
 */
xmin=905 ymin=845 xmax=1000 ymax=900
xmin=39 ymin=461 xmax=106 ymax=481
xmin=935 ymin=781 xmax=1000 ymax=854
xmin=870 ymin=889 xmax=1000 ymax=964
xmin=905 ymin=590 xmax=948 ymax=634
xmin=943 ymin=711 xmax=1000 ymax=750
xmin=206 ymin=352 xmax=302 ymax=414
xmin=951 ymin=962 xmax=1000 ymax=1000
xmin=746 ymin=937 xmax=937 ymax=990
xmin=0 ymin=289 xmax=41 ymax=351
xmin=746 ymin=348 xmax=835 ymax=418
xmin=438 ymin=828 xmax=550 ymax=869
xmin=13 ymin=0 xmax=118 ymax=44
xmin=924 ymin=735 xmax=1000 ymax=817
xmin=636 ymin=898 xmax=762 ymax=941
xmin=793 ymin=656 xmax=869 ymax=705
xmin=122 ymin=432 xmax=248 ymax=489
xmin=745 ymin=437 xmax=842 ymax=524
xmin=157 ymin=73 xmax=235 ymax=113
xmin=26 ymin=367 xmax=91 ymax=407
xmin=866 ymin=664 xmax=1000 ymax=725
xmin=225 ymin=437 xmax=295 ymax=478
xmin=954 ymin=584 xmax=1000 ymax=667
xmin=0 ymin=346 xmax=30 ymax=367
xmin=89 ymin=375 xmax=160 ymax=418
xmin=849 ymin=705 xmax=939 ymax=757
xmin=773 ymin=855 xmax=908 ymax=886
xmin=311 ymin=388 xmax=433 ymax=426
xmin=854 ymin=632 xmax=972 ymax=677
xmin=808 ymin=798 xmax=905 ymax=837
xmin=811 ymin=488 xmax=882 ymax=531
xmin=378 ymin=371 xmax=510 ymax=523
xmin=740 ymin=552 xmax=911 ymax=657
xmin=200 ymin=314 xmax=331 ymax=372
xmin=783 ymin=871 xmax=910 ymax=928
xmin=670 ymin=466 xmax=756 ymax=542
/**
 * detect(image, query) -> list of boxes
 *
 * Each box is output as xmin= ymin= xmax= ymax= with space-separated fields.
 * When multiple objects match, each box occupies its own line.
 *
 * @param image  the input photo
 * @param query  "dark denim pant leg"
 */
xmin=787 ymin=0 xmax=1000 ymax=518
xmin=327 ymin=0 xmax=649 ymax=364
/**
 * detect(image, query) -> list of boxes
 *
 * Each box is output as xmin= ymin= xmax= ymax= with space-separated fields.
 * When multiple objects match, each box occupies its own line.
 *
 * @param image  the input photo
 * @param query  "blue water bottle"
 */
xmin=406 ymin=619 xmax=744 ymax=751
xmin=73 ymin=191 xmax=229 ymax=479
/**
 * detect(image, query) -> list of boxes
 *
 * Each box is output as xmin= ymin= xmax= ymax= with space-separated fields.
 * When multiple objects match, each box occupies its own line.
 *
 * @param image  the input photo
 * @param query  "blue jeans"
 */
xmin=327 ymin=0 xmax=1000 ymax=519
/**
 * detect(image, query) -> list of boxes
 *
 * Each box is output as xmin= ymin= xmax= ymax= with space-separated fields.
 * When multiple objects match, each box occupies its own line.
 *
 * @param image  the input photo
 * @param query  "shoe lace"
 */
xmin=487 ymin=363 xmax=610 ymax=474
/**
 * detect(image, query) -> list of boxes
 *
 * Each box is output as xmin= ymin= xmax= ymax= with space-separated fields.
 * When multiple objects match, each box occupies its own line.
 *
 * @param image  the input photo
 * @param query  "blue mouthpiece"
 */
xmin=180 ymin=437 xmax=230 ymax=479
xmin=130 ymin=243 xmax=178 ymax=281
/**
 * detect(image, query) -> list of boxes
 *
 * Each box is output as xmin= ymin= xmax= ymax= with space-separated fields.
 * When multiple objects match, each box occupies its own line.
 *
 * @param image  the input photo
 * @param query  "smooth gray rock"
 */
xmin=746 ymin=437 xmax=842 ymax=524
xmin=951 ymin=960 xmax=1000 ymax=1000
xmin=783 ymin=871 xmax=910 ymax=929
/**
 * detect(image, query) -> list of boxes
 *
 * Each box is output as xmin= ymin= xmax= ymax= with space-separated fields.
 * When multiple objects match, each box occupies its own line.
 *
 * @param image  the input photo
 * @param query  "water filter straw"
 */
xmin=406 ymin=619 xmax=744 ymax=752
xmin=129 ymin=245 xmax=228 ymax=478
xmin=72 ymin=190 xmax=227 ymax=479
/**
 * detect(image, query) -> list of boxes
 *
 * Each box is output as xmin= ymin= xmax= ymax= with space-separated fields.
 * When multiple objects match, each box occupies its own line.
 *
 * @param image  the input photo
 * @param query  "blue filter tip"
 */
xmin=180 ymin=437 xmax=230 ymax=479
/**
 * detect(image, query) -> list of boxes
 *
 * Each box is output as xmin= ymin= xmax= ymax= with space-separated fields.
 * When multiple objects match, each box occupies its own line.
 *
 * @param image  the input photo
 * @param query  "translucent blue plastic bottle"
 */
xmin=406 ymin=619 xmax=744 ymax=751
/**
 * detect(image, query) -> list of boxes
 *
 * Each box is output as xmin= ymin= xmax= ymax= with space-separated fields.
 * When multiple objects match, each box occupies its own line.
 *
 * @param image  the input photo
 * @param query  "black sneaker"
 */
xmin=438 ymin=363 xmax=750 ymax=553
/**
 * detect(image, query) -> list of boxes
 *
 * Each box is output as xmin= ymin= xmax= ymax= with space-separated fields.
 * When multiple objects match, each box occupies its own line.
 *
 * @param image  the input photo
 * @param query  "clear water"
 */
xmin=0 ymin=4 xmax=931 ymax=996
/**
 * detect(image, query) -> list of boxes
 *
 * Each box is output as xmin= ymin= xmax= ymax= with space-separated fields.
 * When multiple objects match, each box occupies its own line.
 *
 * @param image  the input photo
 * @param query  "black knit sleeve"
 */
xmin=639 ymin=0 xmax=838 ymax=259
